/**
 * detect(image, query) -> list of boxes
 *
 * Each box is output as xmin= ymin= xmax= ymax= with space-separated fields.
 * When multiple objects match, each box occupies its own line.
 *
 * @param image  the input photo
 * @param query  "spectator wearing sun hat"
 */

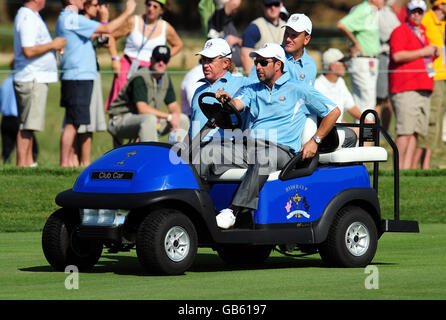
xmin=315 ymin=48 xmax=362 ymax=148
xmin=196 ymin=42 xmax=340 ymax=229
xmin=240 ymin=0 xmax=286 ymax=73
xmin=190 ymin=38 xmax=250 ymax=140
xmin=388 ymin=0 xmax=440 ymax=169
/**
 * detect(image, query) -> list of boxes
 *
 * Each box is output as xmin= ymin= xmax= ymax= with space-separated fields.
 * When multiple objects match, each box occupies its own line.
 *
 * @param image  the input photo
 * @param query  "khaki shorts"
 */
xmin=14 ymin=80 xmax=48 ymax=131
xmin=390 ymin=90 xmax=431 ymax=136
xmin=417 ymin=80 xmax=446 ymax=149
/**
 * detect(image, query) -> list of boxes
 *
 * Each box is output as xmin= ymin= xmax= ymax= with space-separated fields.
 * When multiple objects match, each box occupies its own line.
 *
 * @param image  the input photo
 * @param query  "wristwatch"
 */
xmin=313 ymin=135 xmax=322 ymax=145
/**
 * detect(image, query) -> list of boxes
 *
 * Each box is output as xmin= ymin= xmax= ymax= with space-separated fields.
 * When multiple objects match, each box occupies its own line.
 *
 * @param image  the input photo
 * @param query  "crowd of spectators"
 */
xmin=1 ymin=0 xmax=445 ymax=170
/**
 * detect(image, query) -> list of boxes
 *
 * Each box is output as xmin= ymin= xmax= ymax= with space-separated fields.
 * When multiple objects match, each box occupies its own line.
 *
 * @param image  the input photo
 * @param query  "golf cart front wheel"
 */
xmin=319 ymin=206 xmax=378 ymax=268
xmin=136 ymin=209 xmax=198 ymax=275
xmin=42 ymin=209 xmax=103 ymax=271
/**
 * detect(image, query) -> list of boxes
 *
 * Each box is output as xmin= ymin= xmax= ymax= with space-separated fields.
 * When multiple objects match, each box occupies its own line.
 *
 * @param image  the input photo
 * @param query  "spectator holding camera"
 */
xmin=56 ymin=0 xmax=136 ymax=167
xmin=63 ymin=0 xmax=109 ymax=167
xmin=105 ymin=0 xmax=183 ymax=110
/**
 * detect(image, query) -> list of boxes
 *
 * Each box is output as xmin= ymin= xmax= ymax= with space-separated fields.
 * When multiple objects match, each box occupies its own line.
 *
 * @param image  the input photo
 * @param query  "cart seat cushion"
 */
xmin=318 ymin=146 xmax=388 ymax=163
xmin=207 ymin=146 xmax=388 ymax=182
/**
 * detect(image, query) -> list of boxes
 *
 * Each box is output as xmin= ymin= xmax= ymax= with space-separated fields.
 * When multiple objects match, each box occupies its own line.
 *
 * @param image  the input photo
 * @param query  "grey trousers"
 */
xmin=108 ymin=112 xmax=190 ymax=142
xmin=194 ymin=137 xmax=294 ymax=210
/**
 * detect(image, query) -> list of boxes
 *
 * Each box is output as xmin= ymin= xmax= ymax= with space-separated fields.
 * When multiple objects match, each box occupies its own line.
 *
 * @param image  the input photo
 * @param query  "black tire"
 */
xmin=217 ymin=245 xmax=273 ymax=265
xmin=136 ymin=209 xmax=198 ymax=275
xmin=319 ymin=206 xmax=378 ymax=268
xmin=42 ymin=209 xmax=103 ymax=271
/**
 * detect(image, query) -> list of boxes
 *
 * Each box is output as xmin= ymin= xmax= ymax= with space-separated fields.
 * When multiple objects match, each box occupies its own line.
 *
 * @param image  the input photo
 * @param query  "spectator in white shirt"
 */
xmin=13 ymin=0 xmax=65 ymax=167
xmin=315 ymin=48 xmax=364 ymax=147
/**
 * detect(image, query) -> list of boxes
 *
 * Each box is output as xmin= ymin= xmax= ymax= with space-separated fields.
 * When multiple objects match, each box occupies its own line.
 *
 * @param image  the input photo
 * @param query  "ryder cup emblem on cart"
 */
xmin=284 ymin=186 xmax=310 ymax=219
xmin=116 ymin=151 xmax=137 ymax=165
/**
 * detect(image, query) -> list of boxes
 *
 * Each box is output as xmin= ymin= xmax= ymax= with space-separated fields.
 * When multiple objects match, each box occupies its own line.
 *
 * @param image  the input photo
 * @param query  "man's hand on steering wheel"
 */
xmin=215 ymin=90 xmax=232 ymax=104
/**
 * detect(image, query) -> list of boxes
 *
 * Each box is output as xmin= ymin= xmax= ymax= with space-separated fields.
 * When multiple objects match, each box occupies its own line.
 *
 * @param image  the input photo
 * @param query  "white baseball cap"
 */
xmin=322 ymin=48 xmax=348 ymax=69
xmin=283 ymin=13 xmax=312 ymax=35
xmin=249 ymin=43 xmax=286 ymax=64
xmin=195 ymin=38 xmax=232 ymax=59
xmin=407 ymin=0 xmax=427 ymax=11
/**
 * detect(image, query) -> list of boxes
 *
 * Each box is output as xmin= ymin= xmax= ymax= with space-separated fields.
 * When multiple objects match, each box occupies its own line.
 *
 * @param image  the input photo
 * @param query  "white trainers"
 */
xmin=216 ymin=208 xmax=236 ymax=229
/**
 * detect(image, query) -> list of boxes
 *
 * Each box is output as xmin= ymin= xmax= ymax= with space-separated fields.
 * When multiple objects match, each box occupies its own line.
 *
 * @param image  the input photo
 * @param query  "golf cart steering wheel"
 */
xmin=198 ymin=92 xmax=243 ymax=130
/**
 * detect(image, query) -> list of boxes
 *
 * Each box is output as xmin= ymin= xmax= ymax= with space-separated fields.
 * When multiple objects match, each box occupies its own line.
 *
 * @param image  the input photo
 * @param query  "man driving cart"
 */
xmin=194 ymin=43 xmax=340 ymax=229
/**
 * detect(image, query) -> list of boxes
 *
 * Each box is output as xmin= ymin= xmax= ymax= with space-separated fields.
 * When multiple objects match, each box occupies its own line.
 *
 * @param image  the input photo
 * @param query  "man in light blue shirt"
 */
xmin=190 ymin=38 xmax=250 ymax=140
xmin=196 ymin=43 xmax=340 ymax=229
xmin=56 ymin=0 xmax=135 ymax=166
xmin=281 ymin=13 xmax=317 ymax=86
xmin=247 ymin=13 xmax=317 ymax=87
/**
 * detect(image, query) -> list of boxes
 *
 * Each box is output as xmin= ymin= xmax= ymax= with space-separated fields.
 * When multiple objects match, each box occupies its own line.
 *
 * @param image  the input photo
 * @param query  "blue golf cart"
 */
xmin=42 ymin=93 xmax=419 ymax=275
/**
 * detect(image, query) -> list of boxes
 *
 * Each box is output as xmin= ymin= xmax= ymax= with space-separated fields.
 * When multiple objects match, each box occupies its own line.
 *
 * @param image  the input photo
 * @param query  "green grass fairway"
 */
xmin=0 ymin=225 xmax=445 ymax=300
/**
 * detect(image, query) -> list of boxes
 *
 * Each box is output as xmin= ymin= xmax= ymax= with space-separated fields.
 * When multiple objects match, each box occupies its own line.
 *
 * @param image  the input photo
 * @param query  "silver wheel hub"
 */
xmin=345 ymin=222 xmax=370 ymax=257
xmin=164 ymin=226 xmax=190 ymax=262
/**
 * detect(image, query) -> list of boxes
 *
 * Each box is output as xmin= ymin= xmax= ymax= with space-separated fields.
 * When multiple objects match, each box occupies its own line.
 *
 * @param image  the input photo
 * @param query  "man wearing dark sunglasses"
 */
xmin=107 ymin=45 xmax=189 ymax=144
xmin=240 ymin=0 xmax=285 ymax=73
xmin=196 ymin=43 xmax=340 ymax=229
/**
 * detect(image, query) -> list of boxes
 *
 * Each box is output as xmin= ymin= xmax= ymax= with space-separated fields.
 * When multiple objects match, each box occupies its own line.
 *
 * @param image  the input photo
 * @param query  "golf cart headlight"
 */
xmin=98 ymin=209 xmax=116 ymax=225
xmin=80 ymin=208 xmax=98 ymax=225
xmin=80 ymin=209 xmax=129 ymax=226
xmin=114 ymin=209 xmax=129 ymax=225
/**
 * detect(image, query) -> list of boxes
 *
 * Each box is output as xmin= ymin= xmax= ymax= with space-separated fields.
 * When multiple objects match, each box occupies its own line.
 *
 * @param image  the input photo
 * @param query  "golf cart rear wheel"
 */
xmin=42 ymin=209 xmax=103 ymax=271
xmin=136 ymin=209 xmax=197 ymax=275
xmin=217 ymin=245 xmax=273 ymax=265
xmin=319 ymin=206 xmax=377 ymax=268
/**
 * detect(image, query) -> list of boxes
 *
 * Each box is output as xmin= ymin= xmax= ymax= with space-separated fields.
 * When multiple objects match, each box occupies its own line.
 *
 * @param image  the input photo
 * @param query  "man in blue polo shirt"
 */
xmin=247 ymin=13 xmax=317 ymax=87
xmin=190 ymin=38 xmax=250 ymax=140
xmin=196 ymin=43 xmax=340 ymax=229
xmin=282 ymin=13 xmax=317 ymax=86
xmin=56 ymin=0 xmax=135 ymax=166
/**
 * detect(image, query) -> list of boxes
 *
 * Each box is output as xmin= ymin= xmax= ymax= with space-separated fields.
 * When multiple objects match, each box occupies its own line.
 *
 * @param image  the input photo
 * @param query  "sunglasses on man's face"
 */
xmin=155 ymin=57 xmax=169 ymax=64
xmin=254 ymin=58 xmax=274 ymax=67
xmin=265 ymin=2 xmax=281 ymax=8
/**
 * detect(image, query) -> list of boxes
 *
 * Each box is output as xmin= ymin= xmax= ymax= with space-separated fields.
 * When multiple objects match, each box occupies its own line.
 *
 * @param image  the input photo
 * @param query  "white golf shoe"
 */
xmin=216 ymin=208 xmax=236 ymax=229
